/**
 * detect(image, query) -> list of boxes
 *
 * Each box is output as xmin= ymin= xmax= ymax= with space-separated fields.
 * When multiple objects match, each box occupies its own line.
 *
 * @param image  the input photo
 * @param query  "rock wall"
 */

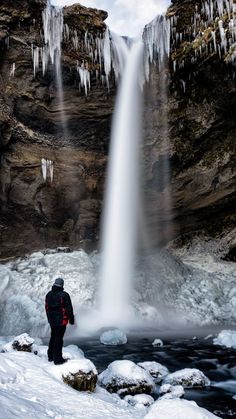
xmin=0 ymin=0 xmax=235 ymax=258
xmin=0 ymin=0 xmax=113 ymax=259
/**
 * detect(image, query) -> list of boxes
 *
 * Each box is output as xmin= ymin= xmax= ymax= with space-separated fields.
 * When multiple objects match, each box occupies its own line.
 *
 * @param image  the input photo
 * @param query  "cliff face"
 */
xmin=144 ymin=0 xmax=236 ymax=246
xmin=0 ymin=0 xmax=235 ymax=259
xmin=0 ymin=0 xmax=113 ymax=258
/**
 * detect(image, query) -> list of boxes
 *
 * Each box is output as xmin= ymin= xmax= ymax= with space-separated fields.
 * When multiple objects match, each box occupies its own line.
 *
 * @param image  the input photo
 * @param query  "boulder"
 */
xmin=99 ymin=360 xmax=155 ymax=397
xmin=100 ymin=329 xmax=127 ymax=346
xmin=138 ymin=361 xmax=169 ymax=383
xmin=159 ymin=384 xmax=185 ymax=399
xmin=54 ymin=359 xmax=98 ymax=392
xmin=163 ymin=368 xmax=210 ymax=388
xmin=3 ymin=333 xmax=34 ymax=353
xmin=152 ymin=339 xmax=163 ymax=347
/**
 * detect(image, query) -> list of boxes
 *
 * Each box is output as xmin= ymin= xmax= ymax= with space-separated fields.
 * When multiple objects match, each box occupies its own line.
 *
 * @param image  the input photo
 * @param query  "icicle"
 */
xmin=77 ymin=61 xmax=91 ymax=96
xmin=103 ymin=28 xmax=112 ymax=89
xmin=10 ymin=63 xmax=15 ymax=78
xmin=41 ymin=159 xmax=47 ymax=182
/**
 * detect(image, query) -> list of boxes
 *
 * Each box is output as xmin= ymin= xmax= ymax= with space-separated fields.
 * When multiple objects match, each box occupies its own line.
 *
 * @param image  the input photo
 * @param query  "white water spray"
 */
xmin=99 ymin=39 xmax=144 ymax=327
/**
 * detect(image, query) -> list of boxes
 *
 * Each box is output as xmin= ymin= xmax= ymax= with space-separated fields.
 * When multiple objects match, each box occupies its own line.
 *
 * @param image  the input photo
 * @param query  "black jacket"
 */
xmin=45 ymin=286 xmax=74 ymax=327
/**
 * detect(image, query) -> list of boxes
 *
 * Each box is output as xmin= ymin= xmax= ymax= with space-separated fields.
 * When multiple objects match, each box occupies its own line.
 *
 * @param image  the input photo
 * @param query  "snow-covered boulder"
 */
xmin=125 ymin=394 xmax=154 ymax=408
xmin=144 ymin=399 xmax=220 ymax=418
xmin=138 ymin=361 xmax=169 ymax=383
xmin=99 ymin=360 xmax=155 ymax=396
xmin=163 ymin=368 xmax=210 ymax=388
xmin=152 ymin=339 xmax=163 ymax=347
xmin=213 ymin=330 xmax=236 ymax=349
xmin=100 ymin=329 xmax=127 ymax=346
xmin=50 ymin=359 xmax=98 ymax=392
xmin=3 ymin=333 xmax=34 ymax=353
xmin=159 ymin=384 xmax=185 ymax=399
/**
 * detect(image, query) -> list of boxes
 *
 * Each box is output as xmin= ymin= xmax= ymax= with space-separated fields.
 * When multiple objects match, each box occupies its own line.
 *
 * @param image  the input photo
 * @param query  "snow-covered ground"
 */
xmin=0 ymin=337 xmax=222 ymax=419
xmin=0 ymin=231 xmax=235 ymax=337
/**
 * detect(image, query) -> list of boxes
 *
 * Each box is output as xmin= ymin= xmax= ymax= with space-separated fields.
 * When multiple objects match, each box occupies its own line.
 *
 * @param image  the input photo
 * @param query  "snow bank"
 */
xmin=137 ymin=361 xmax=169 ymax=383
xmin=34 ymin=344 xmax=84 ymax=361
xmin=0 ymin=351 xmax=143 ymax=418
xmin=100 ymin=329 xmax=127 ymax=346
xmin=145 ymin=399 xmax=220 ymax=419
xmin=163 ymin=368 xmax=210 ymax=388
xmin=213 ymin=330 xmax=236 ymax=349
xmin=99 ymin=360 xmax=155 ymax=396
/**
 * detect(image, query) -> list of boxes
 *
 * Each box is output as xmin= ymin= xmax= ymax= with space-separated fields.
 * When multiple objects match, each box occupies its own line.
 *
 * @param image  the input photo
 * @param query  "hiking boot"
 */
xmin=54 ymin=358 xmax=68 ymax=365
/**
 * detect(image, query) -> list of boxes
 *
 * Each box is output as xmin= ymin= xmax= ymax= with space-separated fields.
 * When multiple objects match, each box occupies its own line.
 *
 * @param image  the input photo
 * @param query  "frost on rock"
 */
xmin=145 ymin=399 xmax=220 ymax=419
xmin=125 ymin=394 xmax=154 ymax=408
xmin=152 ymin=338 xmax=163 ymax=347
xmin=159 ymin=384 xmax=185 ymax=399
xmin=137 ymin=362 xmax=169 ymax=383
xmin=163 ymin=368 xmax=210 ymax=388
xmin=100 ymin=329 xmax=127 ymax=346
xmin=3 ymin=333 xmax=34 ymax=353
xmin=99 ymin=360 xmax=155 ymax=397
xmin=213 ymin=330 xmax=236 ymax=349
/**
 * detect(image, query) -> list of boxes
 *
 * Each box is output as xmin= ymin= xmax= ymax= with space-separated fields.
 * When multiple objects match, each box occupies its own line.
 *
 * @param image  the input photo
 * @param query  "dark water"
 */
xmin=67 ymin=335 xmax=236 ymax=418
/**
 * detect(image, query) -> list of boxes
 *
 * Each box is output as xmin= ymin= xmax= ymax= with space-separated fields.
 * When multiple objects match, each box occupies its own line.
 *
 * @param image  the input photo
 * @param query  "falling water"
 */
xmin=42 ymin=1 xmax=68 ymax=136
xmin=99 ymin=39 xmax=144 ymax=327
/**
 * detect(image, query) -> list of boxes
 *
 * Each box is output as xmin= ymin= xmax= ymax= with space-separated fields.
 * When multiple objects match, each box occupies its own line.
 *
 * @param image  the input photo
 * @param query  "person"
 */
xmin=45 ymin=278 xmax=74 ymax=365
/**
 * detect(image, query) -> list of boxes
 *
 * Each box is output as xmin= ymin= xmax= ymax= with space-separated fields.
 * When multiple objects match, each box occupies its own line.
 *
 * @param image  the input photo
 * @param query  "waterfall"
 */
xmin=42 ymin=1 xmax=68 ymax=136
xmin=99 ymin=38 xmax=144 ymax=327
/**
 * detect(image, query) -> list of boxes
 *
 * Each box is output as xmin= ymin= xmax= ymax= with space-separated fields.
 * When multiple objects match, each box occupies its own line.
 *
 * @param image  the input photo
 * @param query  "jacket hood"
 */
xmin=52 ymin=285 xmax=64 ymax=292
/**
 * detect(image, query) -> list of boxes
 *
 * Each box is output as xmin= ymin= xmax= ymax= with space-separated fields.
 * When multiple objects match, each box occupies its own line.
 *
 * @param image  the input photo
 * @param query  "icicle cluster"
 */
xmin=31 ymin=1 xmax=128 ymax=95
xmin=41 ymin=159 xmax=54 ymax=183
xmin=170 ymin=0 xmax=236 ymax=72
xmin=32 ymin=1 xmax=64 ymax=77
xmin=143 ymin=15 xmax=171 ymax=79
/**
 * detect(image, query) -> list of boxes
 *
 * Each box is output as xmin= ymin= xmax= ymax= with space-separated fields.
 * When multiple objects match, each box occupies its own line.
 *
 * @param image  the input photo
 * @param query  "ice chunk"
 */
xmin=213 ymin=330 xmax=236 ymax=349
xmin=152 ymin=338 xmax=163 ymax=347
xmin=100 ymin=329 xmax=127 ymax=346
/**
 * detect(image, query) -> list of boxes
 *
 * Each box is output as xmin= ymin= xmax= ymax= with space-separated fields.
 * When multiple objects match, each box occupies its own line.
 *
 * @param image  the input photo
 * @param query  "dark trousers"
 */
xmin=48 ymin=325 xmax=66 ymax=364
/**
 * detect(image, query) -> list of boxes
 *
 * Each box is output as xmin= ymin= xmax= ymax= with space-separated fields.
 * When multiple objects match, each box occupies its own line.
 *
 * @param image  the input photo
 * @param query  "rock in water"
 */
xmin=100 ymin=329 xmax=128 ymax=346
xmin=163 ymin=368 xmax=210 ymax=388
xmin=159 ymin=384 xmax=185 ymax=399
xmin=3 ymin=333 xmax=34 ymax=353
xmin=55 ymin=359 xmax=98 ymax=392
xmin=138 ymin=361 xmax=169 ymax=383
xmin=152 ymin=339 xmax=163 ymax=347
xmin=99 ymin=360 xmax=155 ymax=396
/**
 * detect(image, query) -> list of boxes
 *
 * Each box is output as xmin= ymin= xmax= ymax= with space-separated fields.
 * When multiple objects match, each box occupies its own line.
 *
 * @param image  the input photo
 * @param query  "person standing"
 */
xmin=45 ymin=278 xmax=74 ymax=365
